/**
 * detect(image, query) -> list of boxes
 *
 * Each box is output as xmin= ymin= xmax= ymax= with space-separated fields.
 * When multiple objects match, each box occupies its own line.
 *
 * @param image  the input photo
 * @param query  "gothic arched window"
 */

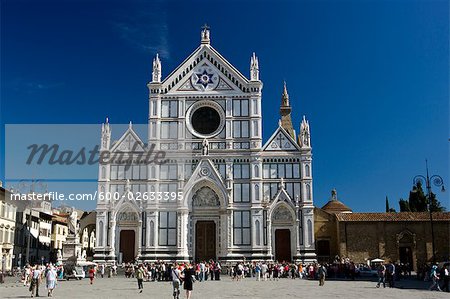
xmin=254 ymin=165 xmax=260 ymax=177
xmin=306 ymin=184 xmax=311 ymax=201
xmin=255 ymin=220 xmax=261 ymax=246
xmin=305 ymin=164 xmax=310 ymax=177
xmin=98 ymin=221 xmax=103 ymax=247
xmin=254 ymin=184 xmax=260 ymax=201
xmin=307 ymin=219 xmax=313 ymax=246
xmin=149 ymin=221 xmax=155 ymax=246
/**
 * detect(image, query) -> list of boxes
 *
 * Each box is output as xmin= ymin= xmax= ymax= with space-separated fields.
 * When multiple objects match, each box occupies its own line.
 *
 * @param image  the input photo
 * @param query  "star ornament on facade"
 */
xmin=196 ymin=70 xmax=214 ymax=88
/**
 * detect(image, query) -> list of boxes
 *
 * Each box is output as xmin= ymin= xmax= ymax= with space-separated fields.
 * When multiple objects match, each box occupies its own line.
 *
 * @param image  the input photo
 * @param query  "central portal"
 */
xmin=195 ymin=221 xmax=216 ymax=262
xmin=119 ymin=230 xmax=135 ymax=263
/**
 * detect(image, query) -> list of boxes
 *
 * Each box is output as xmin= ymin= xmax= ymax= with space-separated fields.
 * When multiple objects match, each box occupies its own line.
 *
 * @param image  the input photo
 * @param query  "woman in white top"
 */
xmin=46 ymin=266 xmax=57 ymax=297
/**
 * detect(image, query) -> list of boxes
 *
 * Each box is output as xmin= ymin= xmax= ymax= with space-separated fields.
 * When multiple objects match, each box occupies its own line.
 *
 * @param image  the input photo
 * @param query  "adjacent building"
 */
xmin=315 ymin=189 xmax=450 ymax=271
xmin=94 ymin=28 xmax=316 ymax=264
xmin=0 ymin=184 xmax=17 ymax=272
xmin=51 ymin=212 xmax=68 ymax=261
xmin=13 ymin=194 xmax=53 ymax=266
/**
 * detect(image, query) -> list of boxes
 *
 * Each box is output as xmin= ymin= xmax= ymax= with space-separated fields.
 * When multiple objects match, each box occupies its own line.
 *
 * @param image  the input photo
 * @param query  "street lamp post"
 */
xmin=412 ymin=159 xmax=445 ymax=263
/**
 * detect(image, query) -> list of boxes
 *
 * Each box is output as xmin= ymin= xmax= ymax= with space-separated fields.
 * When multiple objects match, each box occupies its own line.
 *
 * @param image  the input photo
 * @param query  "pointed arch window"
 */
xmin=254 ymin=165 xmax=260 ymax=177
xmin=98 ymin=221 xmax=104 ymax=247
xmin=307 ymin=219 xmax=313 ymax=246
xmin=255 ymin=220 xmax=261 ymax=246
xmin=254 ymin=184 xmax=260 ymax=201
xmin=305 ymin=184 xmax=311 ymax=201
xmin=149 ymin=221 xmax=155 ymax=246
xmin=305 ymin=164 xmax=310 ymax=177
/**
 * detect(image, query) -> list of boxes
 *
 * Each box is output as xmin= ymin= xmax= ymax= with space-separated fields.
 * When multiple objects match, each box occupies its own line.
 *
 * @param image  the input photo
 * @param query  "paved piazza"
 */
xmin=1 ymin=276 xmax=449 ymax=299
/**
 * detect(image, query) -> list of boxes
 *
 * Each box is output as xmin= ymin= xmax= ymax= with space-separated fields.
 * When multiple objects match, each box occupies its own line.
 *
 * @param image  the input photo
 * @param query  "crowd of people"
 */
xmin=10 ymin=257 xmax=449 ymax=297
xmin=118 ymin=260 xmax=222 ymax=299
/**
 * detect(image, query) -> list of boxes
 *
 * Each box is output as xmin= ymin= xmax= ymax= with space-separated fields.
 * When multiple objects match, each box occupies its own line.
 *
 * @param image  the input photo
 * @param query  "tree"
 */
xmin=429 ymin=192 xmax=446 ymax=212
xmin=385 ymin=196 xmax=396 ymax=212
xmin=408 ymin=182 xmax=428 ymax=212
xmin=398 ymin=181 xmax=446 ymax=212
xmin=399 ymin=198 xmax=411 ymax=212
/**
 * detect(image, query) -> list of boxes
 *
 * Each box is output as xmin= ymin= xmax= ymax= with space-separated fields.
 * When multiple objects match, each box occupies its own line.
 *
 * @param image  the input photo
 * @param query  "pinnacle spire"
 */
xmin=279 ymin=81 xmax=295 ymax=139
xmin=152 ymin=53 xmax=161 ymax=83
xmin=250 ymin=52 xmax=259 ymax=81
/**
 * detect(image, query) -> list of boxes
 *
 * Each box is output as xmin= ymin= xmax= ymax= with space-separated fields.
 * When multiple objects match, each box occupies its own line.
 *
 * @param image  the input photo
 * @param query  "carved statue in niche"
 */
xmin=202 ymin=139 xmax=209 ymax=156
xmin=272 ymin=205 xmax=293 ymax=222
xmin=193 ymin=186 xmax=220 ymax=207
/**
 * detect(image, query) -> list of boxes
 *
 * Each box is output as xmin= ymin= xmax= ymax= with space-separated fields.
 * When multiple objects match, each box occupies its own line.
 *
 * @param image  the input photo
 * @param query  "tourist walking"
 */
xmin=376 ymin=263 xmax=386 ymax=288
xmin=199 ymin=261 xmax=205 ymax=282
xmin=171 ymin=264 xmax=182 ymax=299
xmin=24 ymin=265 xmax=31 ymax=287
xmin=136 ymin=264 xmax=145 ymax=293
xmin=88 ymin=266 xmax=95 ymax=285
xmin=261 ymin=262 xmax=268 ymax=281
xmin=442 ymin=264 xmax=449 ymax=292
xmin=318 ymin=264 xmax=327 ymax=286
xmin=46 ymin=265 xmax=57 ymax=297
xmin=386 ymin=261 xmax=395 ymax=288
xmin=183 ymin=264 xmax=195 ymax=299
xmin=429 ymin=265 xmax=441 ymax=291
xmin=255 ymin=263 xmax=261 ymax=281
xmin=30 ymin=265 xmax=41 ymax=298
xmin=100 ymin=264 xmax=105 ymax=278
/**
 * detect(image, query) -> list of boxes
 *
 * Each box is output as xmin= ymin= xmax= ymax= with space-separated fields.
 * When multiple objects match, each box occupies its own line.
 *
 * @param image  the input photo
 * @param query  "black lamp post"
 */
xmin=412 ymin=160 xmax=445 ymax=263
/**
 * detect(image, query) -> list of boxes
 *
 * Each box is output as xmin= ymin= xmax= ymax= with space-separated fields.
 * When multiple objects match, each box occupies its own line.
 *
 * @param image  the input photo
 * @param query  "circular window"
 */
xmin=191 ymin=106 xmax=221 ymax=135
xmin=186 ymin=100 xmax=225 ymax=138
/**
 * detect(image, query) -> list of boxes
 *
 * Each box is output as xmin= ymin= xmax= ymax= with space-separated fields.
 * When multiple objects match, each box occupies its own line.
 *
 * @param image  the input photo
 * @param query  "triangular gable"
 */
xmin=161 ymin=45 xmax=250 ymax=94
xmin=262 ymin=125 xmax=301 ymax=152
xmin=272 ymin=188 xmax=294 ymax=204
xmin=184 ymin=158 xmax=226 ymax=190
xmin=170 ymin=59 xmax=243 ymax=94
xmin=110 ymin=125 xmax=145 ymax=152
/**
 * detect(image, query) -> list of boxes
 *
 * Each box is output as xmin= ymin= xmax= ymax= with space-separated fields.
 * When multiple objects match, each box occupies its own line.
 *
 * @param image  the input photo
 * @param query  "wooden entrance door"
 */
xmin=195 ymin=221 xmax=216 ymax=262
xmin=275 ymin=229 xmax=291 ymax=262
xmin=119 ymin=230 xmax=135 ymax=263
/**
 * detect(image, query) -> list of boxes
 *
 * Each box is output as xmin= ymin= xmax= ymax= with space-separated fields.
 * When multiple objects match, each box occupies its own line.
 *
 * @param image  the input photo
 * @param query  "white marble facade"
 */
xmin=94 ymin=28 xmax=316 ymax=264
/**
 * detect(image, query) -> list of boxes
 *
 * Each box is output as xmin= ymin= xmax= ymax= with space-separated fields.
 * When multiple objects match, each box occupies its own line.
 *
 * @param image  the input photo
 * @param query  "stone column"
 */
xmin=137 ymin=220 xmax=142 ymax=257
xmin=178 ymin=211 xmax=189 ymax=259
xmin=109 ymin=219 xmax=116 ymax=257
xmin=267 ymin=219 xmax=272 ymax=257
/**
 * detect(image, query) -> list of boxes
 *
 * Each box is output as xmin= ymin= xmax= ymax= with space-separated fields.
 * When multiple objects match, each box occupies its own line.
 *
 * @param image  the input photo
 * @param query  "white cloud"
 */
xmin=111 ymin=10 xmax=170 ymax=59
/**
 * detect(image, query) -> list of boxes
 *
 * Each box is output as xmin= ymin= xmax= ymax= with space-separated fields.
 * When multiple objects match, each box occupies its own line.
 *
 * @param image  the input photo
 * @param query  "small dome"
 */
xmin=321 ymin=189 xmax=352 ymax=213
xmin=321 ymin=200 xmax=352 ymax=213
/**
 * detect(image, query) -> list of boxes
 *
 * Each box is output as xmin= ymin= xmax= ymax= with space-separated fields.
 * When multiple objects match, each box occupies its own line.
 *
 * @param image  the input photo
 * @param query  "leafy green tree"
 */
xmin=399 ymin=198 xmax=410 ymax=212
xmin=385 ymin=196 xmax=396 ymax=212
xmin=429 ymin=192 xmax=446 ymax=212
xmin=399 ymin=181 xmax=446 ymax=212
xmin=408 ymin=182 xmax=428 ymax=212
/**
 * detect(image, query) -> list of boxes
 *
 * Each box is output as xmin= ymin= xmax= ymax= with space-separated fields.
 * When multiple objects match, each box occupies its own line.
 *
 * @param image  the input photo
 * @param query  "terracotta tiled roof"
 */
xmin=336 ymin=212 xmax=450 ymax=222
xmin=321 ymin=200 xmax=352 ymax=213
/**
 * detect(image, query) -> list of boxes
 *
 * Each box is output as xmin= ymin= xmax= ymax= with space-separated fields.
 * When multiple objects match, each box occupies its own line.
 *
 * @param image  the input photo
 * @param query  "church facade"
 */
xmin=94 ymin=28 xmax=316 ymax=264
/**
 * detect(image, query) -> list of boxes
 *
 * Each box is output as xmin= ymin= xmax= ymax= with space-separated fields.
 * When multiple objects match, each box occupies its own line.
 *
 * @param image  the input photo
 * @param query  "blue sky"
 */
xmin=1 ymin=0 xmax=448 ymax=212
